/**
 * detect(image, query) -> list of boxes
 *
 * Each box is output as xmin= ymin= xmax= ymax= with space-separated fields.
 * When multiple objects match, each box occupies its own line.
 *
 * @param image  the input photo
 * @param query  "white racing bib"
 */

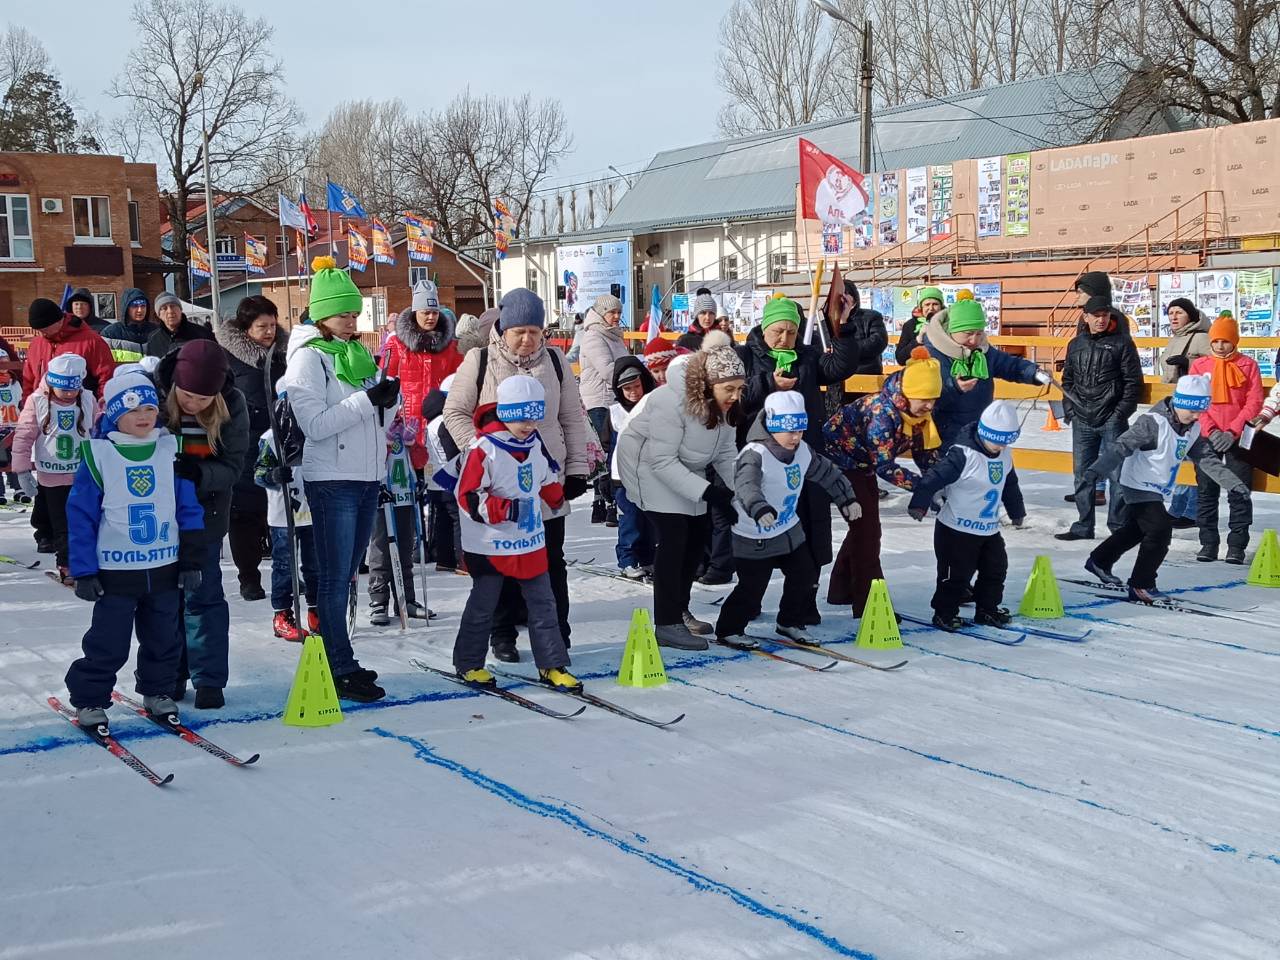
xmin=90 ymin=435 xmax=181 ymax=570
xmin=459 ymin=435 xmax=551 ymax=557
xmin=731 ymin=442 xmax=811 ymax=539
xmin=1120 ymin=412 xmax=1200 ymax=499
xmin=34 ymin=399 xmax=89 ymax=474
xmin=386 ymin=438 xmax=415 ymax=506
xmin=937 ymin=445 xmax=1012 ymax=536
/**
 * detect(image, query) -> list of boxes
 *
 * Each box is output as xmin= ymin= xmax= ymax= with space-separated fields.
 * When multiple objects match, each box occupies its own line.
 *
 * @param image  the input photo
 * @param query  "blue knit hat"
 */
xmin=498 ymin=288 xmax=545 ymax=332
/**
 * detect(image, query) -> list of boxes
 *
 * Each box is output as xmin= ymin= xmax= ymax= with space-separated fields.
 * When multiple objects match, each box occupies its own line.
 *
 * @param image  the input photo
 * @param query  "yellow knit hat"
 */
xmin=901 ymin=346 xmax=942 ymax=399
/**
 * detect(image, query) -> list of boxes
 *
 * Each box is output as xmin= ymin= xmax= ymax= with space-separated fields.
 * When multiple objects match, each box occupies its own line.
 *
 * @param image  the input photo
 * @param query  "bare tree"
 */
xmin=398 ymin=112 xmax=484 ymax=250
xmin=0 ymin=25 xmax=50 ymax=96
xmin=109 ymin=0 xmax=303 ymax=297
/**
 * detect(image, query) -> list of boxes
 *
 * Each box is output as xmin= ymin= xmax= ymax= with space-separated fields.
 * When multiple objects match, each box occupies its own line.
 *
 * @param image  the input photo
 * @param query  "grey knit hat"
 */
xmin=155 ymin=291 xmax=181 ymax=312
xmin=412 ymin=280 xmax=440 ymax=312
xmin=700 ymin=329 xmax=745 ymax=384
xmin=692 ymin=293 xmax=718 ymax=317
xmin=592 ymin=293 xmax=623 ymax=316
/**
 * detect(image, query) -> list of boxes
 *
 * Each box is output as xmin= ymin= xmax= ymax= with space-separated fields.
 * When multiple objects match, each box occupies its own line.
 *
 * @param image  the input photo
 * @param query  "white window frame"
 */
xmin=72 ymin=195 xmax=112 ymax=244
xmin=275 ymin=234 xmax=287 ymax=258
xmin=128 ymin=200 xmax=141 ymax=246
xmin=0 ymin=193 xmax=34 ymax=261
xmin=769 ymin=253 xmax=788 ymax=285
xmin=525 ymin=267 xmax=539 ymax=294
xmin=94 ymin=292 xmax=117 ymax=321
xmin=721 ymin=254 xmax=738 ymax=281
xmin=409 ymin=266 xmax=430 ymax=287
xmin=214 ymin=235 xmax=238 ymax=256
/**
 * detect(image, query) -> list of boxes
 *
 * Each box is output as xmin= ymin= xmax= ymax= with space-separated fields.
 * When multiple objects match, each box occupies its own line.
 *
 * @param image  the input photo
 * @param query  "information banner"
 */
xmin=556 ymin=240 xmax=632 ymax=321
xmin=976 ymin=156 xmax=1002 ymax=238
xmin=877 ymin=172 xmax=899 ymax=246
xmin=905 ymin=167 xmax=928 ymax=242
xmin=929 ymin=164 xmax=954 ymax=238
xmin=1004 ymin=153 xmax=1031 ymax=236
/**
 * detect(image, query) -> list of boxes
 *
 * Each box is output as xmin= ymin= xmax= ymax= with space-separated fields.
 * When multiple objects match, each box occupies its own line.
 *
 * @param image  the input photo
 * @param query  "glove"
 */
xmin=365 ymin=377 xmax=401 ymax=410
xmin=752 ymin=506 xmax=778 ymax=528
xmin=1210 ymin=430 xmax=1235 ymax=454
xmin=839 ymin=500 xmax=862 ymax=522
xmin=179 ymin=569 xmax=202 ymax=592
xmin=907 ymin=506 xmax=928 ymax=522
xmin=505 ymin=498 xmax=537 ymax=524
xmin=1164 ymin=354 xmax=1191 ymax=375
xmin=266 ymin=464 xmax=293 ymax=487
xmin=74 ymin=575 xmax=104 ymax=602
xmin=701 ymin=484 xmax=734 ymax=508
xmin=1034 ymin=370 xmax=1052 ymax=386
xmin=562 ymin=475 xmax=589 ymax=501
xmin=1011 ymin=516 xmax=1026 ymax=529
xmin=173 ymin=454 xmax=201 ymax=483
xmin=16 ymin=471 xmax=37 ymax=498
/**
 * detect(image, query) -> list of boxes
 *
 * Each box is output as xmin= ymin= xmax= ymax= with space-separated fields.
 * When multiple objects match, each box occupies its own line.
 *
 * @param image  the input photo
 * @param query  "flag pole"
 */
xmin=281 ymin=226 xmax=294 ymax=327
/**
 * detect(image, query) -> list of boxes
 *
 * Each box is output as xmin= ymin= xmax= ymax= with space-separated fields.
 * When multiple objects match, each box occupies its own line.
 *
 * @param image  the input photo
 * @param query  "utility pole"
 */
xmin=859 ymin=22 xmax=873 ymax=174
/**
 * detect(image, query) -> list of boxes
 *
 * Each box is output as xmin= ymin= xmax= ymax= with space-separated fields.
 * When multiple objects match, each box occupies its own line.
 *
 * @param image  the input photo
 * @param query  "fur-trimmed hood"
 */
xmin=922 ymin=310 xmax=989 ymax=359
xmin=214 ymin=314 xmax=289 ymax=368
xmin=395 ymin=305 xmax=457 ymax=354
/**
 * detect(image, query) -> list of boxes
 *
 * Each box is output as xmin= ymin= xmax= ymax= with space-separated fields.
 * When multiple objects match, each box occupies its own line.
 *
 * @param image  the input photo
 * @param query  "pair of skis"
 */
xmin=1059 ymin=577 xmax=1264 ymax=623
xmin=716 ymin=634 xmax=909 ymax=671
xmin=899 ymin=612 xmax=1090 ymax=645
xmin=410 ymin=659 xmax=684 ymax=728
xmin=48 ymin=693 xmax=258 ymax=787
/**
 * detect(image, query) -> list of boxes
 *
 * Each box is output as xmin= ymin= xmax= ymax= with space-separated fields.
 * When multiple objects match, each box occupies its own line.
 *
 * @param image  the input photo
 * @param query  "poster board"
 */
xmin=556 ymin=240 xmax=631 ymax=322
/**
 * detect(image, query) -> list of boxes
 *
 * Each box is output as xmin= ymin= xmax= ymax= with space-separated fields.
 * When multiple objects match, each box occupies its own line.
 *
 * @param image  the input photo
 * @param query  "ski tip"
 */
xmin=157 ymin=773 xmax=175 ymax=786
xmin=567 ymin=705 xmax=587 ymax=718
xmin=663 ymin=713 xmax=687 ymax=727
xmin=241 ymin=753 xmax=261 ymax=766
xmin=816 ymin=660 xmax=839 ymax=672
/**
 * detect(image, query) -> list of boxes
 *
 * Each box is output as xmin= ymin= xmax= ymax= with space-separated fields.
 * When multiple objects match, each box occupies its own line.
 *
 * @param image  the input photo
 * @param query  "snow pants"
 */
xmin=932 ymin=523 xmax=1008 ymax=621
xmin=454 ymin=571 xmax=567 ymax=673
xmin=1195 ymin=450 xmax=1253 ymax=553
xmin=716 ymin=549 xmax=817 ymax=639
xmin=66 ymin=589 xmax=182 ymax=709
xmin=1090 ymin=499 xmax=1173 ymax=589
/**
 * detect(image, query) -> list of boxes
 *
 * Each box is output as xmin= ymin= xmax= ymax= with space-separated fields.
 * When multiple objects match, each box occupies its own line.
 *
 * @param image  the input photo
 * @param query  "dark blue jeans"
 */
xmin=305 ymin=480 xmax=379 ymax=677
xmin=614 ymin=485 xmax=655 ymax=569
xmin=183 ymin=539 xmax=230 ymax=689
xmin=269 ymin=525 xmax=318 ymax=612
xmin=66 ymin=589 xmax=182 ymax=708
xmin=1071 ymin=418 xmax=1126 ymax=537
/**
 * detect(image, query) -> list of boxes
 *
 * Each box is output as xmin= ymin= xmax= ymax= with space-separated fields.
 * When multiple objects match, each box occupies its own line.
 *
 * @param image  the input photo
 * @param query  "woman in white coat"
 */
xmin=281 ymin=257 xmax=401 ymax=702
xmin=616 ymin=330 xmax=745 ymax=650
xmin=578 ymin=294 xmax=630 ymax=524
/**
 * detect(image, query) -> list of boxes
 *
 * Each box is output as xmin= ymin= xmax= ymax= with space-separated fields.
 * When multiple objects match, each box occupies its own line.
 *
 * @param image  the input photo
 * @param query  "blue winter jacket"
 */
xmin=920 ymin=311 xmax=1041 ymax=443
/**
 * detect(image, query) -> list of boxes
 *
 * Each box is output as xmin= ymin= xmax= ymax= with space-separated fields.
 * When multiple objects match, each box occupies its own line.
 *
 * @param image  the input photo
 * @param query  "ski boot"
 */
xmin=776 ymin=624 xmax=818 ymax=645
xmin=401 ymin=601 xmax=436 ymax=621
xmin=491 ymin=642 xmax=520 ymax=663
xmin=76 ymin=705 xmax=109 ymax=732
xmin=931 ymin=613 xmax=965 ymax=633
xmin=369 ymin=603 xmax=391 ymax=627
xmin=143 ymin=694 xmax=180 ymax=721
xmin=307 ymin=608 xmax=320 ymax=633
xmin=973 ymin=607 xmax=1013 ymax=628
xmin=538 ymin=667 xmax=583 ymax=693
xmin=716 ymin=634 xmax=760 ymax=650
xmin=1127 ymin=584 xmax=1168 ymax=605
xmin=335 ymin=672 xmax=386 ymax=702
xmin=620 ymin=565 xmax=648 ymax=581
xmin=604 ymin=503 xmax=618 ymax=528
xmin=273 ymin=609 xmax=307 ymax=642
xmin=193 ymin=688 xmax=224 ymax=710
xmin=682 ymin=610 xmax=713 ymax=636
xmin=458 ymin=667 xmax=496 ymax=689
xmin=590 ymin=500 xmax=606 ymax=524
xmin=1085 ymin=556 xmax=1122 ymax=587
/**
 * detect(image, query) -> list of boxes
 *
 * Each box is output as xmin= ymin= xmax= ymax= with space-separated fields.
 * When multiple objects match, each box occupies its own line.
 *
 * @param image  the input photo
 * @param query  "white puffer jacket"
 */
xmin=615 ymin=353 xmax=736 ymax=516
xmin=577 ymin=308 xmax=629 ymax=410
xmin=280 ymin=324 xmax=391 ymax=483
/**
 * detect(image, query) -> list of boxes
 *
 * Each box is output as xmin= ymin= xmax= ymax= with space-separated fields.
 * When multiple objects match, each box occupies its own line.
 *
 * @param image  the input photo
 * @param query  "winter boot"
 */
xmin=604 ymin=503 xmax=618 ymax=528
xmin=143 ymin=694 xmax=180 ymax=720
xmin=335 ymin=672 xmax=386 ymax=702
xmin=35 ymin=537 xmax=54 ymax=554
xmin=1196 ymin=544 xmax=1217 ymax=562
xmin=1054 ymin=530 xmax=1093 ymax=542
xmin=973 ymin=607 xmax=1013 ymax=627
xmin=193 ymin=687 xmax=224 ymax=710
xmin=273 ymin=609 xmax=307 ymax=642
xmin=459 ymin=667 xmax=496 ymax=689
xmin=716 ymin=634 xmax=760 ymax=650
xmin=590 ymin=500 xmax=607 ymax=524
xmin=1128 ymin=585 xmax=1168 ymax=605
xmin=539 ymin=667 xmax=583 ymax=692
xmin=491 ymin=643 xmax=520 ymax=663
xmin=1085 ymin=556 xmax=1122 ymax=587
xmin=931 ymin=613 xmax=965 ymax=632
xmin=401 ymin=601 xmax=435 ymax=620
xmin=776 ymin=624 xmax=818 ymax=645
xmin=621 ymin=566 xmax=648 ymax=581
xmin=307 ymin=608 xmax=320 ymax=633
xmin=682 ymin=610 xmax=713 ymax=635
xmin=240 ymin=582 xmax=266 ymax=602
xmin=76 ymin=706 xmax=109 ymax=732
xmin=655 ymin=623 xmax=708 ymax=651
xmin=369 ymin=603 xmax=391 ymax=627
xmin=1225 ymin=547 xmax=1246 ymax=565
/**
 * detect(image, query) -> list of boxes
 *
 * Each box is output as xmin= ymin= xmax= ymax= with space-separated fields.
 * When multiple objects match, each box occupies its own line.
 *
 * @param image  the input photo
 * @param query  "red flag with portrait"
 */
xmin=799 ymin=138 xmax=868 ymax=227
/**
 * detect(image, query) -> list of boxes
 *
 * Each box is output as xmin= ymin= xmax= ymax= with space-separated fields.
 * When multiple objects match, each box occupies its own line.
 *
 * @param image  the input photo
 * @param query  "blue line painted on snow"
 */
xmin=673 ymin=676 xmax=1280 ymax=868
xmin=369 ymin=726 xmax=879 ymax=960
xmin=1061 ymin=608 xmax=1280 ymax=658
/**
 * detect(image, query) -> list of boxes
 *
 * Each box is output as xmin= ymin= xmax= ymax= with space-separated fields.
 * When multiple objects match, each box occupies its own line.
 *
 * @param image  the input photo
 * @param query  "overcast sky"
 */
xmin=14 ymin=0 xmax=729 ymax=186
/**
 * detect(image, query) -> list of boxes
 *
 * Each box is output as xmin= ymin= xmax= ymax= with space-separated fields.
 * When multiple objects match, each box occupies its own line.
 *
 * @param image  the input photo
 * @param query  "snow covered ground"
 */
xmin=3 ymin=464 xmax=1279 ymax=960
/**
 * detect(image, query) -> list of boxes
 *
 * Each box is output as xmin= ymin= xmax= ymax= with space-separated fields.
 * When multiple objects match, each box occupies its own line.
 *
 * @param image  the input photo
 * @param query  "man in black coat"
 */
xmin=834 ymin=279 xmax=888 ymax=381
xmin=145 ymin=292 xmax=215 ymax=358
xmin=1056 ymin=297 xmax=1143 ymax=541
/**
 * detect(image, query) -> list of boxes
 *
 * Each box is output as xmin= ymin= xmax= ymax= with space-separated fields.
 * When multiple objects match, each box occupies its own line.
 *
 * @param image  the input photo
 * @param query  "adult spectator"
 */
xmin=456 ymin=307 xmax=498 ymax=355
xmin=1159 ymin=297 xmax=1212 ymax=527
xmin=1072 ymin=271 xmax=1112 ymax=307
xmin=66 ymin=288 xmax=108 ymax=333
xmin=282 ymin=257 xmax=398 ymax=701
xmin=919 ymin=292 xmax=1049 ymax=444
xmin=1189 ymin=312 xmax=1263 ymax=564
xmin=835 ymin=280 xmax=888 ymax=379
xmin=895 ymin=287 xmax=945 ymax=365
xmin=382 ymin=280 xmax=464 ymax=470
xmin=22 ymin=298 xmax=115 ymax=396
xmin=157 ymin=339 xmax=250 ymax=709
xmin=564 ymin=313 xmax=585 ymax=362
xmin=577 ymin=293 xmax=629 ymax=524
xmin=101 ymin=287 xmax=158 ymax=365
xmin=686 ymin=290 xmax=719 ymax=337
xmin=616 ymin=331 xmax=744 ymax=650
xmin=739 ymin=296 xmax=859 ymax=616
xmin=214 ymin=295 xmax=288 ymax=601
xmin=443 ymin=288 xmax=589 ymax=662
xmin=146 ymin=292 xmax=214 ymax=358
xmin=1055 ymin=297 xmax=1143 ymax=541
xmin=824 ymin=348 xmax=943 ymax=617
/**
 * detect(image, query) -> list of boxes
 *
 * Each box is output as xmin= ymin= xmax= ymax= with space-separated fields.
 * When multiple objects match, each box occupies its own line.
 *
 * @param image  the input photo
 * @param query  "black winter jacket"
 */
xmin=1061 ymin=310 xmax=1143 ymax=428
xmin=213 ymin=317 xmax=289 ymax=510
xmin=738 ymin=325 xmax=860 ymax=450
xmin=831 ymin=281 xmax=887 ymax=376
xmin=146 ymin=316 xmax=215 ymax=358
xmin=894 ymin=316 xmax=925 ymax=366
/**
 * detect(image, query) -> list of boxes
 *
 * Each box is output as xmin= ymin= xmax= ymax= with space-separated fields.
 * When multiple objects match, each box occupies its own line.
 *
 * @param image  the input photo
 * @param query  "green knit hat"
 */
xmin=308 ymin=255 xmax=364 ymax=323
xmin=946 ymin=299 xmax=986 ymax=334
xmin=761 ymin=296 xmax=801 ymax=330
xmin=917 ymin=286 xmax=944 ymax=307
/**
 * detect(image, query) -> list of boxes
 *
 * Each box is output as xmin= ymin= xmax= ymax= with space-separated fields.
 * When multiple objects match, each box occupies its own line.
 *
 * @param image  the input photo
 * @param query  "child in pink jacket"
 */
xmin=11 ymin=353 xmax=98 ymax=581
xmin=1188 ymin=312 xmax=1263 ymax=564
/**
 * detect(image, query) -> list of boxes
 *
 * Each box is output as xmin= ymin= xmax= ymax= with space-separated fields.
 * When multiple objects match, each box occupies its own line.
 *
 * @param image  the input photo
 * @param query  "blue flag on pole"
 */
xmin=326 ymin=180 xmax=367 ymax=219
xmin=645 ymin=284 xmax=662 ymax=345
xmin=58 ymin=284 xmax=74 ymax=310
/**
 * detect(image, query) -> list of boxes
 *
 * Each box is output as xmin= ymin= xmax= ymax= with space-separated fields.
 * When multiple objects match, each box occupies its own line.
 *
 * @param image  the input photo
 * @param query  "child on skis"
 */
xmin=11 ymin=354 xmax=98 ymax=582
xmin=610 ymin=356 xmax=658 ymax=579
xmin=0 ymin=342 xmax=23 ymax=507
xmin=908 ymin=400 xmax=1026 ymax=631
xmin=254 ymin=426 xmax=319 ymax=641
xmin=1082 ymin=374 xmax=1239 ymax=603
xmin=422 ymin=373 xmax=463 ymax=571
xmin=453 ymin=375 xmax=578 ymax=691
xmin=367 ymin=414 xmax=430 ymax=625
xmin=63 ymin=370 xmax=204 ymax=731
xmin=714 ymin=391 xmax=859 ymax=647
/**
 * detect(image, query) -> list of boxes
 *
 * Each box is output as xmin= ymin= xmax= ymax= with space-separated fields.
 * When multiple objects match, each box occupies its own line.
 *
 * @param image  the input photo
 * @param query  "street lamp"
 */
xmin=608 ymin=164 xmax=635 ymax=189
xmin=810 ymin=0 xmax=874 ymax=175
xmin=192 ymin=70 xmax=220 ymax=318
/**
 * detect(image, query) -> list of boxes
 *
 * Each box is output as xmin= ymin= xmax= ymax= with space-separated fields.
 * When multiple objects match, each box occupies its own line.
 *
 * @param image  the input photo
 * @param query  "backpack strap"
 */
xmin=474 ymin=345 xmax=563 ymax=395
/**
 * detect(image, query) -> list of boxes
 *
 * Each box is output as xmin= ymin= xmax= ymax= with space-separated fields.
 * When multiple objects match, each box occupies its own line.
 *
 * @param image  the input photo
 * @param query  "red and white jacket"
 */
xmin=456 ymin=404 xmax=564 ymax=579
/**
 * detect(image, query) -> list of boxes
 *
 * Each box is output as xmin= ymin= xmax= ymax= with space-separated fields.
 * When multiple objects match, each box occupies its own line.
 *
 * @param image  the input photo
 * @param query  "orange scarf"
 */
xmin=1210 ymin=353 xmax=1246 ymax=404
xmin=900 ymin=410 xmax=941 ymax=449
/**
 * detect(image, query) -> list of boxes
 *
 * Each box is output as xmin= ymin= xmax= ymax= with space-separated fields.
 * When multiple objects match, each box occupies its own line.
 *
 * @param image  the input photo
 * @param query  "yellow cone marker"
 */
xmin=1018 ymin=555 xmax=1065 ymax=619
xmin=1247 ymin=529 xmax=1280 ymax=587
xmin=282 ymin=634 xmax=344 ymax=727
xmin=616 ymin=608 xmax=668 ymax=688
xmin=855 ymin=579 xmax=903 ymax=649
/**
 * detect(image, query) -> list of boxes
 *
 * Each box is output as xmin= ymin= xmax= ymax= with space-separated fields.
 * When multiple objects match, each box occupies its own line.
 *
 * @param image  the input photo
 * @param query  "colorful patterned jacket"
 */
xmin=822 ymin=370 xmax=941 ymax=490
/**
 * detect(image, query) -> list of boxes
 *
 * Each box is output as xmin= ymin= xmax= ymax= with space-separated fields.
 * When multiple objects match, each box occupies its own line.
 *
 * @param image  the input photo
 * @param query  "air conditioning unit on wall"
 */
xmin=41 ymin=198 xmax=63 ymax=214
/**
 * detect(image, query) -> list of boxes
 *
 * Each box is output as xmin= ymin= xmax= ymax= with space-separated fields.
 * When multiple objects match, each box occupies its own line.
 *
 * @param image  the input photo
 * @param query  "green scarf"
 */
xmin=307 ymin=335 xmax=377 ymax=386
xmin=949 ymin=350 xmax=989 ymax=381
xmin=770 ymin=348 xmax=798 ymax=374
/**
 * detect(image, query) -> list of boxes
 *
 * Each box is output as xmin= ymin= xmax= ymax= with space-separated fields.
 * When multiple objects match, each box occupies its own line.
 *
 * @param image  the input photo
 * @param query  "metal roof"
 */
xmin=594 ymin=66 xmax=1132 ymax=236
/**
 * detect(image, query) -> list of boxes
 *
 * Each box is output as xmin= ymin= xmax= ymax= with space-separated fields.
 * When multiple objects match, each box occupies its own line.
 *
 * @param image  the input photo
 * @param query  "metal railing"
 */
xmin=866 ymin=213 xmax=977 ymax=288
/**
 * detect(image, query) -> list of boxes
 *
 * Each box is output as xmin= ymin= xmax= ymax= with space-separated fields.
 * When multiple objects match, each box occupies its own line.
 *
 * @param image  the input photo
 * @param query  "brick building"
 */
xmin=0 ymin=151 xmax=168 ymax=331
xmin=162 ymin=196 xmax=291 ymax=290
